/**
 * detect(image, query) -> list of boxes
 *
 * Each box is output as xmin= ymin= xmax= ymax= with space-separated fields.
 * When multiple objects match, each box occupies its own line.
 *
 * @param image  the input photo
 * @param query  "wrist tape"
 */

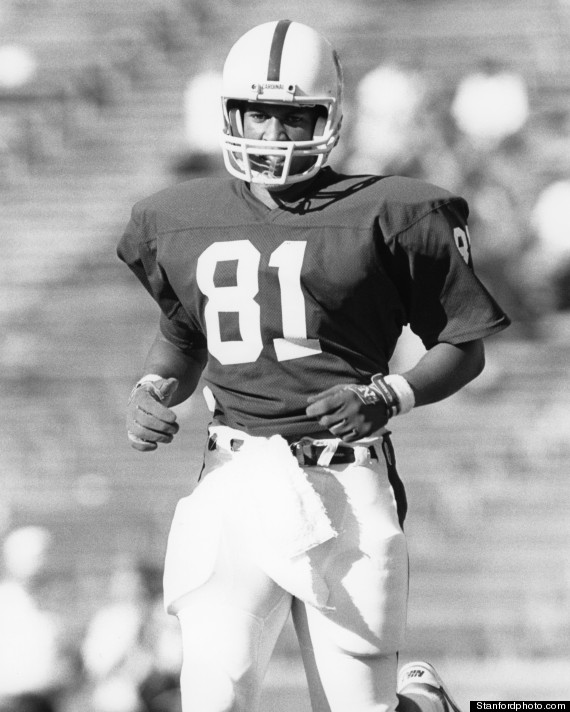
xmin=128 ymin=374 xmax=163 ymax=404
xmin=369 ymin=373 xmax=416 ymax=417
xmin=343 ymin=374 xmax=415 ymax=418
xmin=382 ymin=374 xmax=416 ymax=415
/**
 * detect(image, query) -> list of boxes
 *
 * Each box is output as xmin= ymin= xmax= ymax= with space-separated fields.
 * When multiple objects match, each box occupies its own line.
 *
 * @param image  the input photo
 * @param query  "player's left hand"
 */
xmin=306 ymin=384 xmax=390 ymax=442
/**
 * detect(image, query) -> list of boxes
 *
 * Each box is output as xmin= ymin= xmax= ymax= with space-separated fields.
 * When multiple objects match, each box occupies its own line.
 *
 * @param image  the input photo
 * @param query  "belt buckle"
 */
xmin=291 ymin=438 xmax=320 ymax=465
xmin=291 ymin=441 xmax=306 ymax=465
xmin=230 ymin=438 xmax=244 ymax=452
xmin=291 ymin=440 xmax=336 ymax=467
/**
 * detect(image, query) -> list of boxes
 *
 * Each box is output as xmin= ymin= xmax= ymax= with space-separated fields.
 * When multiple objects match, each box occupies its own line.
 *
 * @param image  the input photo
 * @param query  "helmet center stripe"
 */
xmin=267 ymin=19 xmax=292 ymax=81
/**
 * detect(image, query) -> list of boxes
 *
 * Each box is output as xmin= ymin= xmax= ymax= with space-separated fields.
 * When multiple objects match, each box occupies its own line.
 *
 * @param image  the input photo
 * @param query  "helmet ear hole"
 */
xmin=312 ymin=105 xmax=329 ymax=138
xmin=313 ymin=114 xmax=327 ymax=139
xmin=227 ymin=103 xmax=244 ymax=137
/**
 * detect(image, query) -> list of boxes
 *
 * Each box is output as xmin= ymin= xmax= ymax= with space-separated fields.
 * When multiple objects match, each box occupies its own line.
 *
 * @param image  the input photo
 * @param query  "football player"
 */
xmin=119 ymin=20 xmax=509 ymax=712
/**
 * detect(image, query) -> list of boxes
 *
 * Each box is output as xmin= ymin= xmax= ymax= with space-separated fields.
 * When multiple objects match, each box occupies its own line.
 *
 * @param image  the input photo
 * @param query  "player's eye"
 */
xmin=248 ymin=112 xmax=268 ymax=122
xmin=286 ymin=113 xmax=307 ymax=124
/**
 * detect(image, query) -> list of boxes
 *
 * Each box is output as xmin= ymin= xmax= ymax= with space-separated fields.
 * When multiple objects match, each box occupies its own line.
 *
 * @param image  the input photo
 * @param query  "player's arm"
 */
xmin=126 ymin=330 xmax=207 ymax=452
xmin=306 ymin=338 xmax=485 ymax=442
xmin=400 ymin=337 xmax=485 ymax=406
xmin=141 ymin=330 xmax=208 ymax=406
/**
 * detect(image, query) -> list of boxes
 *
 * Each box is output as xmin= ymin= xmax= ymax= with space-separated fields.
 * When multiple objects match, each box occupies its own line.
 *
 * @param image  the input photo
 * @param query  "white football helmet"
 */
xmin=221 ymin=20 xmax=343 ymax=186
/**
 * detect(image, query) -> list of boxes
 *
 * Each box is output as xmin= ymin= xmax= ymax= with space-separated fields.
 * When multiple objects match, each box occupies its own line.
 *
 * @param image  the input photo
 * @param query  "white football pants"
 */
xmin=164 ymin=429 xmax=409 ymax=712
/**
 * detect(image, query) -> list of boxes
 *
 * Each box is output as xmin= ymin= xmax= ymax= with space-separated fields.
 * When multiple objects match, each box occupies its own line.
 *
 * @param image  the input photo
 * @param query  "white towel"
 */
xmin=235 ymin=434 xmax=338 ymax=558
xmin=165 ymin=428 xmax=349 ymax=611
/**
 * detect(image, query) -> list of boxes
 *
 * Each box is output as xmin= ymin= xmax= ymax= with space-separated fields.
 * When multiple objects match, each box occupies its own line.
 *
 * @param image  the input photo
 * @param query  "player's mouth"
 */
xmin=251 ymin=155 xmax=285 ymax=176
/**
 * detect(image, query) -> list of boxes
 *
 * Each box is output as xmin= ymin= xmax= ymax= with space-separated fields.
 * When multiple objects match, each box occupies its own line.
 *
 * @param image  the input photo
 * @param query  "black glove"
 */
xmin=306 ymin=383 xmax=390 ymax=442
xmin=126 ymin=378 xmax=179 ymax=452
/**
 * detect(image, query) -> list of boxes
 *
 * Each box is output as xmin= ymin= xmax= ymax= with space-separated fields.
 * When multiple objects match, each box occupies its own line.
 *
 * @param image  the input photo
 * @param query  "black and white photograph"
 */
xmin=1 ymin=1 xmax=569 ymax=710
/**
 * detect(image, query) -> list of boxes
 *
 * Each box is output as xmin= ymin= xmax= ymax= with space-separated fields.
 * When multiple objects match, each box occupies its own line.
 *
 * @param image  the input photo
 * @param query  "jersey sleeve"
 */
xmin=117 ymin=203 xmax=206 ymax=352
xmin=390 ymin=200 xmax=510 ymax=348
xmin=158 ymin=310 xmax=206 ymax=353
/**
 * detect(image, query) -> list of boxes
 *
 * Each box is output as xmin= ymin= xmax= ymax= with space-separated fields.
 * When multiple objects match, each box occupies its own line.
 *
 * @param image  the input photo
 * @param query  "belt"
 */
xmin=210 ymin=435 xmax=378 ymax=466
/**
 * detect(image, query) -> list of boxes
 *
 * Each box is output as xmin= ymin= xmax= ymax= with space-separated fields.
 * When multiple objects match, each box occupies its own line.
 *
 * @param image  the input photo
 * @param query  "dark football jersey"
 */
xmin=118 ymin=168 xmax=510 ymax=436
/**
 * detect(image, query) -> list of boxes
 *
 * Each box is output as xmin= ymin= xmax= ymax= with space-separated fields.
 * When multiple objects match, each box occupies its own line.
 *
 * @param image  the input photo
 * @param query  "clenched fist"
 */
xmin=126 ymin=377 xmax=179 ymax=451
xmin=306 ymin=383 xmax=390 ymax=442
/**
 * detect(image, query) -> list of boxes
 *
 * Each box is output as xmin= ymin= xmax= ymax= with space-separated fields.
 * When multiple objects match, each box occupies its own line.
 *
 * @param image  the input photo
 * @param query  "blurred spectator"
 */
xmin=529 ymin=107 xmax=570 ymax=185
xmin=0 ymin=44 xmax=37 ymax=176
xmin=342 ymin=62 xmax=466 ymax=190
xmin=0 ymin=527 xmax=70 ymax=712
xmin=451 ymin=58 xmax=529 ymax=151
xmin=172 ymin=70 xmax=224 ymax=177
xmin=81 ymin=560 xmax=182 ymax=712
xmin=183 ymin=70 xmax=222 ymax=155
xmin=178 ymin=0 xmax=211 ymax=32
xmin=522 ymin=179 xmax=570 ymax=313
xmin=75 ymin=60 xmax=122 ymax=114
xmin=145 ymin=0 xmax=189 ymax=57
xmin=531 ymin=180 xmax=570 ymax=264
xmin=99 ymin=27 xmax=156 ymax=87
xmin=0 ymin=45 xmax=36 ymax=90
xmin=345 ymin=63 xmax=428 ymax=176
xmin=442 ymin=60 xmax=539 ymax=329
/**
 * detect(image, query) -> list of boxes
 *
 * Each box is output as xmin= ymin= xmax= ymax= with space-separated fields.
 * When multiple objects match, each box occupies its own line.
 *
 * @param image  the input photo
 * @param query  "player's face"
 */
xmin=242 ymin=102 xmax=320 ymax=182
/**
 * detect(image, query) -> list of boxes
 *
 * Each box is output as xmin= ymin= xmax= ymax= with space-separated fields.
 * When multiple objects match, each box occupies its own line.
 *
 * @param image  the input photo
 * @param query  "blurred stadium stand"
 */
xmin=1 ymin=0 xmax=569 ymax=707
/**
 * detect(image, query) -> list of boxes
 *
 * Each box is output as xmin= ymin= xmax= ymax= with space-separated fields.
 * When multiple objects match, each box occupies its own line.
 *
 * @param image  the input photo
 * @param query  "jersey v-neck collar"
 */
xmin=235 ymin=169 xmax=337 ymax=222
xmin=237 ymin=180 xmax=283 ymax=221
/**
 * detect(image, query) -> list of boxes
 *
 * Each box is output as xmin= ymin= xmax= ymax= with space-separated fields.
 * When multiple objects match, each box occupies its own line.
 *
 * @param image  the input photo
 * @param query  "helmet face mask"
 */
xmin=220 ymin=20 xmax=343 ymax=186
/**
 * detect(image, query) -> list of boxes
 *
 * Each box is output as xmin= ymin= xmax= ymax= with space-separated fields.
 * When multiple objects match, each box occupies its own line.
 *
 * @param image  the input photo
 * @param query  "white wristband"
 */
xmin=135 ymin=374 xmax=163 ymax=387
xmin=129 ymin=374 xmax=164 ymax=404
xmin=384 ymin=375 xmax=416 ymax=415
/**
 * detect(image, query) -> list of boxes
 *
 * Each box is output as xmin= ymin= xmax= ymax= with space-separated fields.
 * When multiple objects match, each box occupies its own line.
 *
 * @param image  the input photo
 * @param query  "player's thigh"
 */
xmin=165 ymin=445 xmax=292 ymax=617
xmin=306 ymin=458 xmax=409 ymax=655
xmin=293 ymin=598 xmax=399 ymax=712
xmin=176 ymin=587 xmax=292 ymax=712
xmin=173 ymin=516 xmax=293 ymax=619
xmin=292 ymin=459 xmax=406 ymax=711
xmin=174 ymin=519 xmax=293 ymax=712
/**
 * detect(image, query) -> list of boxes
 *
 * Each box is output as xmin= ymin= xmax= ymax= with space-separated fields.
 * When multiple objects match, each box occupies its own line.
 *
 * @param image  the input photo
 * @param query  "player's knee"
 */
xmin=341 ymin=638 xmax=399 ymax=658
xmin=324 ymin=612 xmax=405 ymax=658
xmin=179 ymin=659 xmax=237 ymax=712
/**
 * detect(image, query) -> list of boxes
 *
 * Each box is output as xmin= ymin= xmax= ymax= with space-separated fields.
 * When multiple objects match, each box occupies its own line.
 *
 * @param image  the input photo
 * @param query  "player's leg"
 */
xmin=293 ymin=450 xmax=409 ymax=712
xmin=397 ymin=661 xmax=462 ymax=712
xmin=176 ymin=586 xmax=291 ymax=712
xmin=164 ymin=450 xmax=293 ymax=712
xmin=292 ymin=597 xmax=399 ymax=712
xmin=291 ymin=598 xmax=331 ymax=712
xmin=295 ymin=450 xmax=462 ymax=712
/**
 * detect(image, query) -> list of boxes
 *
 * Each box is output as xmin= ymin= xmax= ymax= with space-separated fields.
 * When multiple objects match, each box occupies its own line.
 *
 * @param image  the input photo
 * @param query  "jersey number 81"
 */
xmin=196 ymin=239 xmax=322 ymax=365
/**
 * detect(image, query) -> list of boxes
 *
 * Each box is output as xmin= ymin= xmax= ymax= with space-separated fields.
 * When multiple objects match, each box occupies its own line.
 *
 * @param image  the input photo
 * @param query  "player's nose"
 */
xmin=263 ymin=116 xmax=288 ymax=141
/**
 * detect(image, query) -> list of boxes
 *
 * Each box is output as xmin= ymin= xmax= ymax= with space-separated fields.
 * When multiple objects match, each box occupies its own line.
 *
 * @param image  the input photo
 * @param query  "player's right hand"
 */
xmin=126 ymin=378 xmax=179 ymax=452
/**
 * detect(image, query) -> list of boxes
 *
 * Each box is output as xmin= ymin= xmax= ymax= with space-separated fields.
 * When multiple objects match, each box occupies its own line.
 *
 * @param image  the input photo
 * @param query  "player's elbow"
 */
xmin=464 ymin=338 xmax=486 ymax=382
